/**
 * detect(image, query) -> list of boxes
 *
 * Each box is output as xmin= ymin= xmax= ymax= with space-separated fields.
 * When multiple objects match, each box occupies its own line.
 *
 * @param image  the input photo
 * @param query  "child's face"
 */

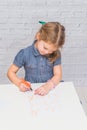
xmin=36 ymin=40 xmax=57 ymax=55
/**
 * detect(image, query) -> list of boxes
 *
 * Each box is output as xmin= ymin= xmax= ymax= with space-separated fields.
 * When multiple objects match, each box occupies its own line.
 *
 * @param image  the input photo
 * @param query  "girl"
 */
xmin=7 ymin=21 xmax=65 ymax=96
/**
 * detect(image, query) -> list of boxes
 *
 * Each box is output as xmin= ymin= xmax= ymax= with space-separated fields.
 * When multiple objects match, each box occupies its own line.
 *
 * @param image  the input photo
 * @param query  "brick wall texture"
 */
xmin=0 ymin=0 xmax=87 ymax=87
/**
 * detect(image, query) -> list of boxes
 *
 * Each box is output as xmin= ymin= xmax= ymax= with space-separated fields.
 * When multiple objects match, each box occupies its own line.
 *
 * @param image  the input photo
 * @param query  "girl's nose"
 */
xmin=45 ymin=50 xmax=49 ymax=54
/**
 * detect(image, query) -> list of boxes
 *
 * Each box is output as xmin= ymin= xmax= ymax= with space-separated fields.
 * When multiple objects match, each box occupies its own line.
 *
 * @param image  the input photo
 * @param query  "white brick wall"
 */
xmin=0 ymin=0 xmax=87 ymax=87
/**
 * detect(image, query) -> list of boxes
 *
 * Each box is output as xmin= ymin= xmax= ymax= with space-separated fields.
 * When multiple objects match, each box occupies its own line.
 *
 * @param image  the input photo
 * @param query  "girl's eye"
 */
xmin=44 ymin=47 xmax=48 ymax=50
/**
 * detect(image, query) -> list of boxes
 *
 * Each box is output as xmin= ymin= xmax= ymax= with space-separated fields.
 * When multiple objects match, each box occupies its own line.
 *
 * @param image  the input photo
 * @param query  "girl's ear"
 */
xmin=35 ymin=32 xmax=40 ymax=41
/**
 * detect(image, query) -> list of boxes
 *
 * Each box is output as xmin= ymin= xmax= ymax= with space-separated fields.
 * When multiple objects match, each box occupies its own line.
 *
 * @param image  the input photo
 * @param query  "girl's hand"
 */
xmin=34 ymin=82 xmax=53 ymax=96
xmin=19 ymin=79 xmax=31 ymax=92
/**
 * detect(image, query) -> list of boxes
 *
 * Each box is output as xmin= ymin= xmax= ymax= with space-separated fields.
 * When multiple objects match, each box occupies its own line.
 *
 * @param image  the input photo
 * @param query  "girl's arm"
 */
xmin=7 ymin=64 xmax=21 ymax=87
xmin=7 ymin=64 xmax=31 ymax=92
xmin=49 ymin=64 xmax=62 ymax=88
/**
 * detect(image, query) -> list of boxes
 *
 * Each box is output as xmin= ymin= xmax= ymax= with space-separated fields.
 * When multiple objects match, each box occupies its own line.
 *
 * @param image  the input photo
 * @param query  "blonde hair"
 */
xmin=36 ymin=22 xmax=65 ymax=63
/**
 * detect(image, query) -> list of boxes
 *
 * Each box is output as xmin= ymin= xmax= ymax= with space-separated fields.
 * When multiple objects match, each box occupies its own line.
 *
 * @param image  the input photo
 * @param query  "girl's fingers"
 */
xmin=19 ymin=83 xmax=30 ymax=92
xmin=35 ymin=87 xmax=46 ymax=95
xmin=34 ymin=89 xmax=40 ymax=94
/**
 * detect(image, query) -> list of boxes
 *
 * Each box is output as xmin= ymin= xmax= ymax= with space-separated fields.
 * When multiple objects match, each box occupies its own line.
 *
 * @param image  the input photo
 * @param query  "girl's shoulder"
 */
xmin=22 ymin=44 xmax=33 ymax=54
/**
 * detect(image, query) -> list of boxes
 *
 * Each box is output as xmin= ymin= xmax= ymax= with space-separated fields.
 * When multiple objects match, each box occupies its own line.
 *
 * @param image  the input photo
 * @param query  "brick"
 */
xmin=0 ymin=0 xmax=87 ymax=88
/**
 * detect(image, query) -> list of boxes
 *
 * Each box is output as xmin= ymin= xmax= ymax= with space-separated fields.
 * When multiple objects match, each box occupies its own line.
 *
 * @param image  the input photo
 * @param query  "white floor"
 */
xmin=75 ymin=87 xmax=87 ymax=116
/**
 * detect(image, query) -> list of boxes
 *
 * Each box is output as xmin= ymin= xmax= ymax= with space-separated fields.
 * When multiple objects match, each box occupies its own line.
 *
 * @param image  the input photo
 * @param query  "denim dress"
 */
xmin=13 ymin=41 xmax=61 ymax=83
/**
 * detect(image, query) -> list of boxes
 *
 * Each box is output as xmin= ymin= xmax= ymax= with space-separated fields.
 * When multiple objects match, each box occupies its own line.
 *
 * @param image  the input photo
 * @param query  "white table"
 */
xmin=0 ymin=82 xmax=87 ymax=130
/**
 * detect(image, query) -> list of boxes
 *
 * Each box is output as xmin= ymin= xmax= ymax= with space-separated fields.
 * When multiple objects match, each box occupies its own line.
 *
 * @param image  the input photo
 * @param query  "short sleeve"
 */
xmin=53 ymin=51 xmax=61 ymax=66
xmin=53 ymin=57 xmax=61 ymax=66
xmin=13 ymin=49 xmax=25 ymax=68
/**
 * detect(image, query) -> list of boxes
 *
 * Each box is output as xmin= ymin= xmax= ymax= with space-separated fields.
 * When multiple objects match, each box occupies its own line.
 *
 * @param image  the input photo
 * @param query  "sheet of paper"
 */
xmin=24 ymin=90 xmax=61 ymax=117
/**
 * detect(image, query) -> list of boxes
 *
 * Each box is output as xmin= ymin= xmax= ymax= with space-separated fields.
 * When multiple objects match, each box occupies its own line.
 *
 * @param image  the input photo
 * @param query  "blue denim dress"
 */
xmin=13 ymin=41 xmax=61 ymax=83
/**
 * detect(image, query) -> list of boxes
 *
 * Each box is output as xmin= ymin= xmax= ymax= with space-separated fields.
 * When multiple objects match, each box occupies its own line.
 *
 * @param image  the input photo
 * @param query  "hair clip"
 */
xmin=39 ymin=21 xmax=46 ymax=25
